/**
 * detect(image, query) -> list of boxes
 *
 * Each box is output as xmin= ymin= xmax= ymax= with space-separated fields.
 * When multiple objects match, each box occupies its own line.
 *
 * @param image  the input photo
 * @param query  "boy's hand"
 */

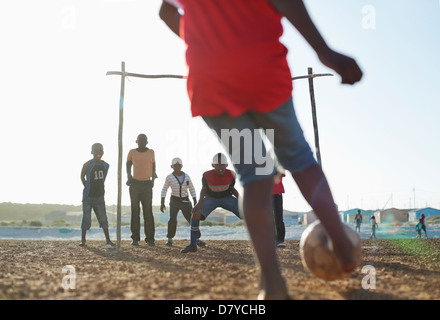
xmin=160 ymin=203 xmax=166 ymax=213
xmin=192 ymin=210 xmax=203 ymax=221
xmin=318 ymin=49 xmax=363 ymax=85
xmin=192 ymin=202 xmax=201 ymax=214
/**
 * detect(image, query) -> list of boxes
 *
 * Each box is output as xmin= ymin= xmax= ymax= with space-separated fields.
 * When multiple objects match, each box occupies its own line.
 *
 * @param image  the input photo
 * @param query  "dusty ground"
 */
xmin=1 ymin=239 xmax=440 ymax=301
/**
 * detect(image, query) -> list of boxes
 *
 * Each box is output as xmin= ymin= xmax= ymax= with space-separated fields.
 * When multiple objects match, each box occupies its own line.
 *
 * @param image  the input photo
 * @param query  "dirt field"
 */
xmin=1 ymin=238 xmax=440 ymax=301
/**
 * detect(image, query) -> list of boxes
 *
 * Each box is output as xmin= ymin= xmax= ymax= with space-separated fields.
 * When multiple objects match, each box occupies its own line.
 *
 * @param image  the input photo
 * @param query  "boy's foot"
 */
xmin=197 ymin=240 xmax=206 ymax=247
xmin=105 ymin=241 xmax=115 ymax=249
xmin=257 ymin=276 xmax=290 ymax=300
xmin=181 ymin=245 xmax=197 ymax=253
xmin=146 ymin=240 xmax=155 ymax=247
xmin=276 ymin=241 xmax=286 ymax=248
xmin=257 ymin=290 xmax=292 ymax=300
xmin=332 ymin=239 xmax=358 ymax=274
xmin=166 ymin=239 xmax=173 ymax=246
xmin=131 ymin=241 xmax=139 ymax=246
xmin=79 ymin=241 xmax=86 ymax=247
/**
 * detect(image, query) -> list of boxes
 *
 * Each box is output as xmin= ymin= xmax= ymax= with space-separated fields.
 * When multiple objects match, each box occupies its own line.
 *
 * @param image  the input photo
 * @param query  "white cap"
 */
xmin=171 ymin=157 xmax=183 ymax=165
xmin=212 ymin=153 xmax=228 ymax=165
xmin=163 ymin=0 xmax=182 ymax=9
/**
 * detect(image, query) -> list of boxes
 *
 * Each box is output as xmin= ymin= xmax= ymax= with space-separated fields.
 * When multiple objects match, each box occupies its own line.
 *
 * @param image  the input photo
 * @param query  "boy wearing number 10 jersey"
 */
xmin=80 ymin=143 xmax=114 ymax=248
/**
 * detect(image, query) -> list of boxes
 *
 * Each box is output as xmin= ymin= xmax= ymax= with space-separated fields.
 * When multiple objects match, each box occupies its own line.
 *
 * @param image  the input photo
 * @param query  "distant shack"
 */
xmin=374 ymin=208 xmax=409 ymax=224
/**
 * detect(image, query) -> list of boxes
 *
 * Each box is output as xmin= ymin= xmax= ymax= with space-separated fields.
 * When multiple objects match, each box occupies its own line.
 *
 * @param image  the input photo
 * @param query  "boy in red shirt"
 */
xmin=181 ymin=153 xmax=241 ymax=253
xmin=273 ymin=171 xmax=286 ymax=248
xmin=160 ymin=0 xmax=363 ymax=299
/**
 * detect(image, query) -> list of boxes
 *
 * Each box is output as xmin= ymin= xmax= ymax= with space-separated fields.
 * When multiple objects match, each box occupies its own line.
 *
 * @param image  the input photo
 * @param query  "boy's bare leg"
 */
xmin=103 ymin=228 xmax=113 ymax=244
xmin=80 ymin=229 xmax=87 ymax=246
xmin=292 ymin=164 xmax=357 ymax=272
xmin=243 ymin=177 xmax=288 ymax=300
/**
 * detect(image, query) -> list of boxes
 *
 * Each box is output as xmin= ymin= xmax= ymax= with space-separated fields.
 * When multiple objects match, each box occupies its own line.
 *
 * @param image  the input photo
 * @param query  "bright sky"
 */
xmin=1 ymin=0 xmax=439 ymax=212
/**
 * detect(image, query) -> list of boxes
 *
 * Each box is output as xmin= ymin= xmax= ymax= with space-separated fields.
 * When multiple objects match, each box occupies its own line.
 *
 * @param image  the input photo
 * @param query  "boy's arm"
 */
xmin=187 ymin=177 xmax=198 ymax=205
xmin=269 ymin=0 xmax=363 ymax=84
xmin=159 ymin=1 xmax=181 ymax=37
xmin=191 ymin=185 xmax=207 ymax=220
xmin=193 ymin=185 xmax=207 ymax=209
xmin=229 ymin=172 xmax=239 ymax=198
xmin=230 ymin=186 xmax=239 ymax=199
xmin=126 ymin=160 xmax=133 ymax=185
xmin=160 ymin=176 xmax=171 ymax=212
xmin=197 ymin=186 xmax=207 ymax=205
xmin=152 ymin=162 xmax=157 ymax=187
xmin=80 ymin=162 xmax=88 ymax=187
xmin=152 ymin=150 xmax=158 ymax=184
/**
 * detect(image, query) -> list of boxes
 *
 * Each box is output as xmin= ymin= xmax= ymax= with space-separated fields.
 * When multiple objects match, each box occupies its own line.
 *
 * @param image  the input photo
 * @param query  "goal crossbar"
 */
xmin=106 ymin=62 xmax=332 ymax=251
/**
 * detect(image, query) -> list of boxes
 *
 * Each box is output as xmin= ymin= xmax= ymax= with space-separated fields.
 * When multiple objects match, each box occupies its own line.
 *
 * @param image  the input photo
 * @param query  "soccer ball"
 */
xmin=300 ymin=220 xmax=361 ymax=281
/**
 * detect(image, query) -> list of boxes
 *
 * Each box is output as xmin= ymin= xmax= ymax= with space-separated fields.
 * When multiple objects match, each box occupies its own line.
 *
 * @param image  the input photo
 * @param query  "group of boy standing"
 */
xmin=80 ymin=134 xmax=287 ymax=254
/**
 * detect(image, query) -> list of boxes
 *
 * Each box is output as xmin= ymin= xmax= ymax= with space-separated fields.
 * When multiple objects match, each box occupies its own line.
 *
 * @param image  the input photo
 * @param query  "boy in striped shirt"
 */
xmin=160 ymin=157 xmax=203 ymax=246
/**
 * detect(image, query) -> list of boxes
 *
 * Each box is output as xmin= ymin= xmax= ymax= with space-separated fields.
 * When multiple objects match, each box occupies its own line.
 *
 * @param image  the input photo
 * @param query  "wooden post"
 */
xmin=308 ymin=67 xmax=322 ymax=166
xmin=106 ymin=64 xmax=186 ymax=251
xmin=116 ymin=61 xmax=125 ymax=251
xmin=291 ymin=69 xmax=333 ymax=166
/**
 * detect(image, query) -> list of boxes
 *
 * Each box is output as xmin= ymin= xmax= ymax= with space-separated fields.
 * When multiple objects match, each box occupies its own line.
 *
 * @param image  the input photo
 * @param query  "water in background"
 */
xmin=0 ymin=224 xmax=439 ymax=241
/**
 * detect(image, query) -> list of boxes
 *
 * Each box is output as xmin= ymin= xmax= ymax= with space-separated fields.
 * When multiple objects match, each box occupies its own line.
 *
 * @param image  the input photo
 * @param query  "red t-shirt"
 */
xmin=177 ymin=0 xmax=293 ymax=117
xmin=272 ymin=173 xmax=285 ymax=194
xmin=202 ymin=169 xmax=236 ymax=198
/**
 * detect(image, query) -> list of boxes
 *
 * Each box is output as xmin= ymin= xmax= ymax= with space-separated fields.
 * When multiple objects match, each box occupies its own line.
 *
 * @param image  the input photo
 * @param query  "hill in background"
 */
xmin=0 ymin=202 xmax=301 ymax=228
xmin=0 ymin=202 xmax=134 ymax=225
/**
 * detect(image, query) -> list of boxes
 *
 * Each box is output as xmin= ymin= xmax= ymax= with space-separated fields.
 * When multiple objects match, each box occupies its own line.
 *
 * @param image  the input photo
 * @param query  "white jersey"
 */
xmin=161 ymin=172 xmax=196 ymax=199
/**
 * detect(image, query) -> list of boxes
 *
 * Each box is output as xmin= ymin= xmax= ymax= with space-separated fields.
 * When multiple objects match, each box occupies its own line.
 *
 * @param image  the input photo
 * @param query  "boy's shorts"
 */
xmin=81 ymin=196 xmax=109 ymax=230
xmin=202 ymin=97 xmax=317 ymax=185
xmin=197 ymin=195 xmax=240 ymax=220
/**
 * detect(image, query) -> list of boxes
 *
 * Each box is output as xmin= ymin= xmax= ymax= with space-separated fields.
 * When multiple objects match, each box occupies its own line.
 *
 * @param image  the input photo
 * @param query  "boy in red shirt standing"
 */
xmin=160 ymin=0 xmax=363 ymax=299
xmin=273 ymin=171 xmax=286 ymax=248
